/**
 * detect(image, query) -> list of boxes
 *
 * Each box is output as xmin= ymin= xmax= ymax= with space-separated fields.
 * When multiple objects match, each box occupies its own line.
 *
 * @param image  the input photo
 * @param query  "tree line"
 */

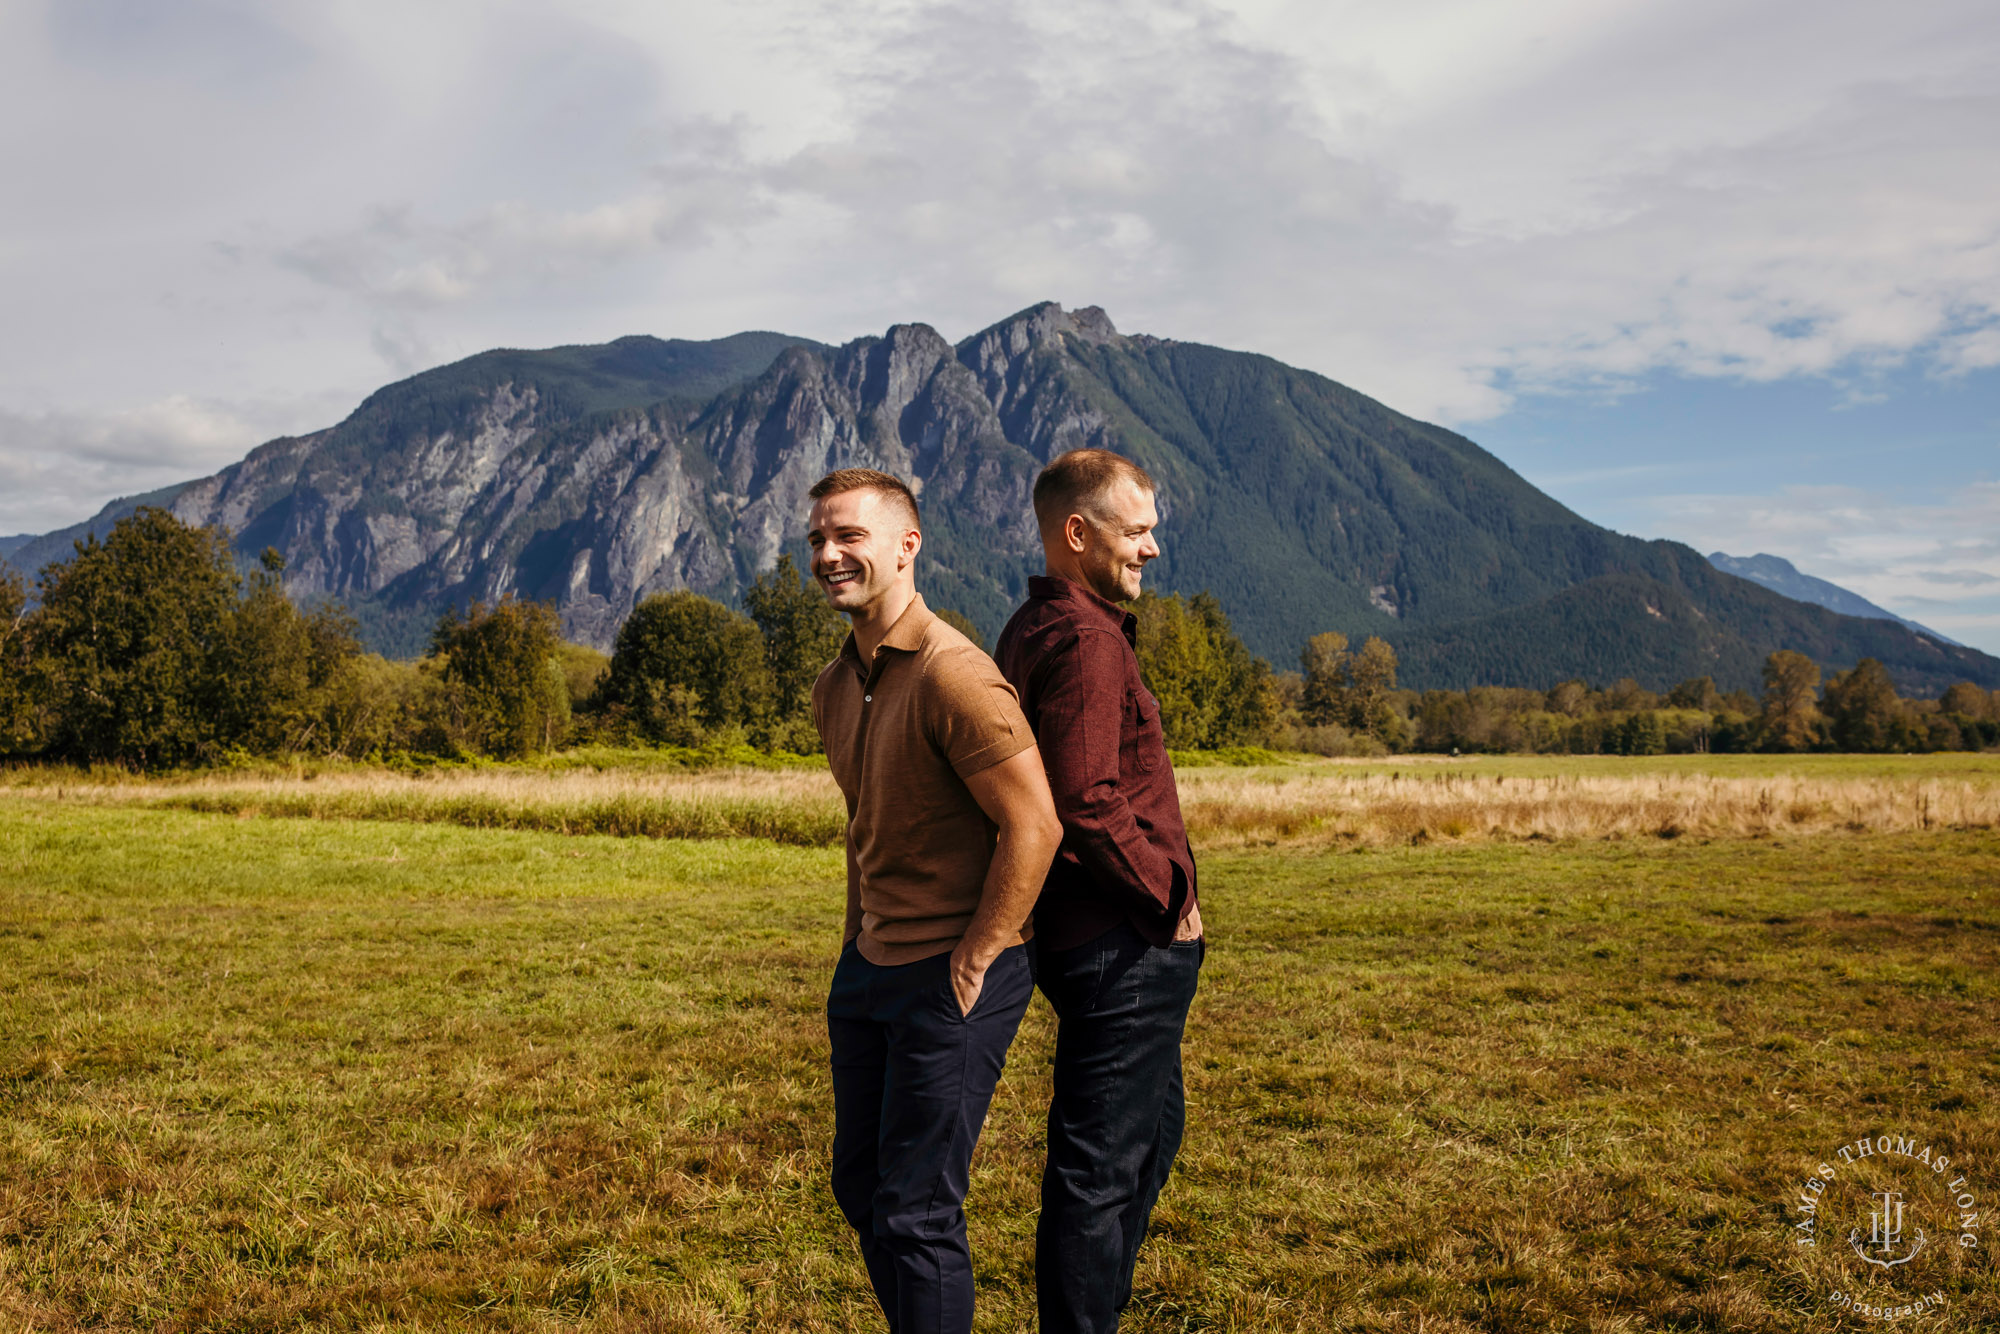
xmin=1 ymin=508 xmax=1993 ymax=769
xmin=0 ymin=507 xmax=921 ymax=767
xmin=1255 ymin=639 xmax=2000 ymax=757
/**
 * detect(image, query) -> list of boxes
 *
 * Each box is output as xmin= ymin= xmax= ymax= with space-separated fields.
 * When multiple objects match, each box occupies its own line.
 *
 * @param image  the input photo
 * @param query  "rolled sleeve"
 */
xmin=923 ymin=644 xmax=1036 ymax=780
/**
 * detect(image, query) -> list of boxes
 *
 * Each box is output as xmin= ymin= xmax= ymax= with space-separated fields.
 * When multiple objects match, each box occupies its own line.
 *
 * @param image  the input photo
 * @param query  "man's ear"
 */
xmin=898 ymin=527 xmax=923 ymax=569
xmin=1064 ymin=513 xmax=1089 ymax=554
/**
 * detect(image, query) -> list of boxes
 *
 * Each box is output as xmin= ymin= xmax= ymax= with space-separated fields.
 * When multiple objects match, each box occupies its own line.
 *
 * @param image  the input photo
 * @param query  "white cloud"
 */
xmin=0 ymin=393 xmax=348 ymax=535
xmin=174 ymin=0 xmax=2000 ymax=425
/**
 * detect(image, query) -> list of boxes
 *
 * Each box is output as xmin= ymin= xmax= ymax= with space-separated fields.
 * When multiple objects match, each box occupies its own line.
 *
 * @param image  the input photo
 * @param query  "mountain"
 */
xmin=1707 ymin=551 xmax=1961 ymax=646
xmin=7 ymin=303 xmax=1998 ymax=695
xmin=4 ymin=483 xmax=199 ymax=585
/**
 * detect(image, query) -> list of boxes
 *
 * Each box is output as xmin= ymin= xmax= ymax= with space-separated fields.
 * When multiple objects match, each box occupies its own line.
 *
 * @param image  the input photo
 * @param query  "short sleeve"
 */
xmin=924 ymin=643 xmax=1036 ymax=780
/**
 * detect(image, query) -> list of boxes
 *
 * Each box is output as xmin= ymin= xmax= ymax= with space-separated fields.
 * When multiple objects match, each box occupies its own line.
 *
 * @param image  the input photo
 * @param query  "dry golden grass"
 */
xmin=7 ymin=753 xmax=1999 ymax=850
xmin=2 ymin=766 xmax=848 ymax=846
xmin=1174 ymin=762 xmax=2000 ymax=847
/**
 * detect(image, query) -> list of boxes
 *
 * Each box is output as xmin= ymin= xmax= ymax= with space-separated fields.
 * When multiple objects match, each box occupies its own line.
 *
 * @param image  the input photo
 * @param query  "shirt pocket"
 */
xmin=1125 ymin=686 xmax=1166 ymax=774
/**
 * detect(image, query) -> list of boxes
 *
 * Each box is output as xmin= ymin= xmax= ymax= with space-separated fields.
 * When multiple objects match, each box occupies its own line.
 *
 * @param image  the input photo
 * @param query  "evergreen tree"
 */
xmin=1190 ymin=593 xmax=1276 ymax=746
xmin=1617 ymin=711 xmax=1667 ymax=756
xmin=1132 ymin=594 xmax=1220 ymax=748
xmin=744 ymin=555 xmax=845 ymax=725
xmin=1133 ymin=591 xmax=1274 ymax=749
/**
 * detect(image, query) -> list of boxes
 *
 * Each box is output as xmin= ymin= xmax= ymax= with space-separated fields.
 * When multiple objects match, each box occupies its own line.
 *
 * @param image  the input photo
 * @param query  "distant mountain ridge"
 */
xmin=8 ymin=304 xmax=1998 ymax=695
xmin=1707 ymin=551 xmax=1961 ymax=646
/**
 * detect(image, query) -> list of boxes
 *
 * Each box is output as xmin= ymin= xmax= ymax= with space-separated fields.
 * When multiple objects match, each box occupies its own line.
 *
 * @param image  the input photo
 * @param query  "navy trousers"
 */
xmin=827 ymin=941 xmax=1034 ymax=1334
xmin=1034 ymin=924 xmax=1204 ymax=1334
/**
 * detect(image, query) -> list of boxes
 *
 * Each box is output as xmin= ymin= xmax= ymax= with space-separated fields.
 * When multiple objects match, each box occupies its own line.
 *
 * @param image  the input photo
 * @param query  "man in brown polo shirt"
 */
xmin=994 ymin=449 xmax=1202 ymax=1334
xmin=807 ymin=467 xmax=1063 ymax=1334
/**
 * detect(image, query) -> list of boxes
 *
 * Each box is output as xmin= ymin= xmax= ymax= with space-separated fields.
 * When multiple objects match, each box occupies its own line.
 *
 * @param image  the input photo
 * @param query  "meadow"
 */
xmin=7 ymin=751 xmax=1999 ymax=851
xmin=2 ymin=756 xmax=1997 ymax=1331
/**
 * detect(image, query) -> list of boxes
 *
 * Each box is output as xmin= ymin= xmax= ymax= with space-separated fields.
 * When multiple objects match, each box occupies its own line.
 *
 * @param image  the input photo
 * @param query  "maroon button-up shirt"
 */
xmin=995 ymin=575 xmax=1197 ymax=951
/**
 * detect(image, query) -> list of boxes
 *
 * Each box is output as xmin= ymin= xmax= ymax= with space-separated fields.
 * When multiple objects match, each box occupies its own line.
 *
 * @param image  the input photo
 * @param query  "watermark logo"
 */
xmin=1790 ymin=1132 xmax=1981 ymax=1322
xmin=1852 ymin=1188 xmax=1923 ymax=1269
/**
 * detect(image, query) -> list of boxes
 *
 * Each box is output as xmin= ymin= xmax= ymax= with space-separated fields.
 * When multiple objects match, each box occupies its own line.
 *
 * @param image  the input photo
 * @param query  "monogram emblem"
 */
xmin=1848 ymin=1189 xmax=1925 ymax=1268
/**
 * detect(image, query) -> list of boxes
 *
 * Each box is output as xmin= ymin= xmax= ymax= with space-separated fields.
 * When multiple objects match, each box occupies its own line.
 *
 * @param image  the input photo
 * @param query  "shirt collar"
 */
xmin=1028 ymin=574 xmax=1137 ymax=641
xmin=880 ymin=592 xmax=935 ymax=653
xmin=837 ymin=592 xmax=935 ymax=676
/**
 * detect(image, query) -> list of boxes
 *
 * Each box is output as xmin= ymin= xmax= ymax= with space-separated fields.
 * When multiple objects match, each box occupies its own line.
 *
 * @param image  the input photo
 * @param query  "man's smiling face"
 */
xmin=1079 ymin=478 xmax=1160 ymax=603
xmin=807 ymin=487 xmax=918 ymax=616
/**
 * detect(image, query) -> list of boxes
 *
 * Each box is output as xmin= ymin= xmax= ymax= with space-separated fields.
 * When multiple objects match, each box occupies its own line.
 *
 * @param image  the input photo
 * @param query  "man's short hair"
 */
xmin=808 ymin=468 xmax=922 ymax=533
xmin=1032 ymin=449 xmax=1156 ymax=535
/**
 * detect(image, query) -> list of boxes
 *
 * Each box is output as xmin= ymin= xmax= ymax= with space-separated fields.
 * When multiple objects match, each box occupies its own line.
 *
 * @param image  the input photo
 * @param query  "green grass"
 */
xmin=2 ymin=803 xmax=1996 ymax=1331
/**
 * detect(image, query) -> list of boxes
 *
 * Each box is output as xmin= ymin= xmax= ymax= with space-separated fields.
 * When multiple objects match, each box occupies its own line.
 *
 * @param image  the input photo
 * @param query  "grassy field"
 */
xmin=2 ymin=776 xmax=1996 ymax=1331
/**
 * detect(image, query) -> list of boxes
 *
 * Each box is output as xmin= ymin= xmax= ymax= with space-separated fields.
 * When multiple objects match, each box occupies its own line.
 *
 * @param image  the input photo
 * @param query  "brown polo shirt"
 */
xmin=812 ymin=594 xmax=1038 ymax=966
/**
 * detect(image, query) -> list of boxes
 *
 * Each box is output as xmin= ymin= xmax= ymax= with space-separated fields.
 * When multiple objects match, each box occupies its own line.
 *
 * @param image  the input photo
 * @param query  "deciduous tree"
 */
xmin=214 ymin=549 xmax=359 ymax=754
xmin=30 ymin=507 xmax=240 ymax=767
xmin=432 ymin=598 xmax=570 ymax=758
xmin=596 ymin=591 xmax=771 ymax=744
xmin=1347 ymin=636 xmax=1401 ymax=741
xmin=1758 ymin=650 xmax=1822 ymax=752
xmin=0 ymin=568 xmax=34 ymax=753
xmin=1821 ymin=658 xmax=1914 ymax=752
xmin=1667 ymin=676 xmax=1719 ymax=711
xmin=1300 ymin=632 xmax=1349 ymax=727
xmin=1939 ymin=681 xmax=1994 ymax=722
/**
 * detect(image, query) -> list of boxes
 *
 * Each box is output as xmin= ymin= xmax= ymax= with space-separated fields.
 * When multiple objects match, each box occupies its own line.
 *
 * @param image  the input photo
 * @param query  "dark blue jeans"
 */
xmin=827 ymin=941 xmax=1034 ymax=1334
xmin=1035 ymin=923 xmax=1204 ymax=1334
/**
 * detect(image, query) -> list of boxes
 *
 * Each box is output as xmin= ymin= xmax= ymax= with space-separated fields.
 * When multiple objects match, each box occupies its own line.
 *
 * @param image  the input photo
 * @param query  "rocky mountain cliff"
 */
xmin=11 ymin=304 xmax=1999 ymax=694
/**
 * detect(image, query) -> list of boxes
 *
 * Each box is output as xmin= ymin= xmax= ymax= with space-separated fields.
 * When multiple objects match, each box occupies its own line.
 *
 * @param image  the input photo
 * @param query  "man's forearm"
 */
xmin=957 ymin=819 xmax=1057 ymax=968
xmin=952 ymin=746 xmax=1063 ymax=1010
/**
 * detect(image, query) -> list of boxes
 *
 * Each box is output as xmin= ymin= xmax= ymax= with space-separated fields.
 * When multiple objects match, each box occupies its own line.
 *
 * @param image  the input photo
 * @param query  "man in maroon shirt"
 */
xmin=994 ymin=448 xmax=1203 ymax=1334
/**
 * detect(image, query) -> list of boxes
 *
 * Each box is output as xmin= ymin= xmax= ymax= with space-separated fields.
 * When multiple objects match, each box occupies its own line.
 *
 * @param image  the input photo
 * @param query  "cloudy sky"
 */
xmin=4 ymin=0 xmax=1997 ymax=649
